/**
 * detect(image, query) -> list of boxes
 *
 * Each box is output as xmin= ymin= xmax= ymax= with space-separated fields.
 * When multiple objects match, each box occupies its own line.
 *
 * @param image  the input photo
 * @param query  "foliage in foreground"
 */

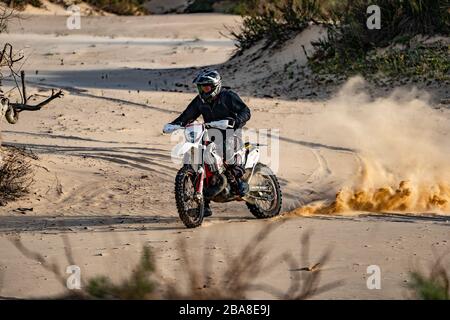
xmin=9 ymin=225 xmax=343 ymax=299
xmin=8 ymin=221 xmax=450 ymax=300
xmin=409 ymin=255 xmax=450 ymax=300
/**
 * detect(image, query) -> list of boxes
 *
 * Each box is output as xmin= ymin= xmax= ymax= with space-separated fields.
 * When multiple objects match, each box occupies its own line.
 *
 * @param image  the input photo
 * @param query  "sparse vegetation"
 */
xmin=186 ymin=0 xmax=255 ymax=14
xmin=408 ymin=255 xmax=450 ymax=300
xmin=4 ymin=0 xmax=148 ymax=15
xmin=86 ymin=246 xmax=157 ymax=299
xmin=4 ymin=0 xmax=43 ymax=10
xmin=230 ymin=0 xmax=449 ymax=80
xmin=82 ymin=0 xmax=147 ymax=15
xmin=8 ymin=225 xmax=343 ymax=300
xmin=0 ymin=5 xmax=16 ymax=34
xmin=311 ymin=40 xmax=450 ymax=81
xmin=0 ymin=146 xmax=35 ymax=206
xmin=309 ymin=0 xmax=450 ymax=78
xmin=185 ymin=0 xmax=215 ymax=13
xmin=9 ymin=224 xmax=450 ymax=300
xmin=228 ymin=0 xmax=322 ymax=51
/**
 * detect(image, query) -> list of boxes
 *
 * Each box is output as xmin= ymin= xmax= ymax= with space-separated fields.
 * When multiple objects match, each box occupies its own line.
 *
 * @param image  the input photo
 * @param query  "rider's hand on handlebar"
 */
xmin=163 ymin=123 xmax=181 ymax=134
xmin=206 ymin=119 xmax=234 ymax=130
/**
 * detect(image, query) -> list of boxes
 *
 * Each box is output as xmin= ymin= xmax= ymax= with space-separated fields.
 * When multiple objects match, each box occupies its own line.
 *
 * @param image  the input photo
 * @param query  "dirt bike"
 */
xmin=164 ymin=120 xmax=282 ymax=228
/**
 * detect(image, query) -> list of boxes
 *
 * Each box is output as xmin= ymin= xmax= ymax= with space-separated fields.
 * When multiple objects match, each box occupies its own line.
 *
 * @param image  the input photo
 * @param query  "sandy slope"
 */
xmin=21 ymin=0 xmax=106 ymax=16
xmin=0 ymin=14 xmax=449 ymax=299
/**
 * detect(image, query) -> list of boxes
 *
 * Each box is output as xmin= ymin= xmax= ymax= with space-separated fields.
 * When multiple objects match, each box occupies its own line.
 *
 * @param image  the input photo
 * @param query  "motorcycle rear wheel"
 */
xmin=246 ymin=163 xmax=282 ymax=219
xmin=175 ymin=165 xmax=204 ymax=228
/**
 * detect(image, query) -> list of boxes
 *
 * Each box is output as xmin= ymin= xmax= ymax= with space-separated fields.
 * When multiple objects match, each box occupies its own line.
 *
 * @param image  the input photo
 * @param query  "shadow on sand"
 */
xmin=0 ymin=214 xmax=257 ymax=233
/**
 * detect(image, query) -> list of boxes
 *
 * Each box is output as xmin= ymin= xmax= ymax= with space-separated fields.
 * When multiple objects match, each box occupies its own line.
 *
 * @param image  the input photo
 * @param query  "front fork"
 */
xmin=195 ymin=166 xmax=205 ymax=201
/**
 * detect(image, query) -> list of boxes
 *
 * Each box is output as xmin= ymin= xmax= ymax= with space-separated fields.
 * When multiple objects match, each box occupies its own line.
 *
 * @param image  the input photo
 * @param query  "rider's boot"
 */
xmin=204 ymin=200 xmax=213 ymax=217
xmin=230 ymin=165 xmax=249 ymax=197
xmin=237 ymin=178 xmax=249 ymax=197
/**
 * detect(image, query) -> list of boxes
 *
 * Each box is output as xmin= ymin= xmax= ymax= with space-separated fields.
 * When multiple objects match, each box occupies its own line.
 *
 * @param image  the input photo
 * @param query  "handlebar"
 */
xmin=163 ymin=120 xmax=234 ymax=134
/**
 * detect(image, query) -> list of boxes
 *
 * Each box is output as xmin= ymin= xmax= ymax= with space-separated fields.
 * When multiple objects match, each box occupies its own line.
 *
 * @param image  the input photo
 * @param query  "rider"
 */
xmin=163 ymin=69 xmax=251 ymax=217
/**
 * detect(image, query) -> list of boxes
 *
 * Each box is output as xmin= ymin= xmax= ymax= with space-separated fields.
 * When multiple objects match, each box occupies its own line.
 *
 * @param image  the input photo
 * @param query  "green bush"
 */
xmin=409 ymin=256 xmax=450 ymax=300
xmin=4 ymin=0 xmax=43 ymax=9
xmin=230 ymin=0 xmax=322 ymax=50
xmin=86 ymin=246 xmax=156 ymax=299
xmin=4 ymin=0 xmax=148 ymax=15
xmin=185 ymin=0 xmax=258 ymax=14
xmin=410 ymin=272 xmax=449 ymax=300
xmin=310 ymin=0 xmax=450 ymax=75
xmin=230 ymin=0 xmax=449 ymax=79
xmin=185 ymin=0 xmax=215 ymax=13
xmin=83 ymin=0 xmax=147 ymax=15
xmin=311 ymin=41 xmax=450 ymax=80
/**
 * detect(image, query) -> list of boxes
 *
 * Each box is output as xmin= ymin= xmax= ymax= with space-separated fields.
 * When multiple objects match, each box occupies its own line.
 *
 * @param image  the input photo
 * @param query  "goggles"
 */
xmin=197 ymin=84 xmax=213 ymax=94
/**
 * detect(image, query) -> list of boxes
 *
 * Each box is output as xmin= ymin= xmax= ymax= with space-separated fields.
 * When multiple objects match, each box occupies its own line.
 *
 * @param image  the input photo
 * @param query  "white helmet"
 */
xmin=193 ymin=69 xmax=222 ymax=103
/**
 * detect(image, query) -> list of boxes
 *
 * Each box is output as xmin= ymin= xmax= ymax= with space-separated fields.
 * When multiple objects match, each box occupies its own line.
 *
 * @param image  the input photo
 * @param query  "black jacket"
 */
xmin=171 ymin=88 xmax=251 ymax=129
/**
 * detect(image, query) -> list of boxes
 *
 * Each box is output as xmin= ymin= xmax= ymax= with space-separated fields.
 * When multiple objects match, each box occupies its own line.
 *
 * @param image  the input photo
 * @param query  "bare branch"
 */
xmin=11 ymin=89 xmax=64 ymax=111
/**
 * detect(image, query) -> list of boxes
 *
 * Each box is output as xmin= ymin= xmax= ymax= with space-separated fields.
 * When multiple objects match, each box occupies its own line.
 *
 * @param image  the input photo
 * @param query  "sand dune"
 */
xmin=22 ymin=0 xmax=105 ymax=16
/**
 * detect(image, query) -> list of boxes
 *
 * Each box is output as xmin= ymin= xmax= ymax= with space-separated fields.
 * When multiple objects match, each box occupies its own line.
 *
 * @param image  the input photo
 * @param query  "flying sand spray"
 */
xmin=290 ymin=77 xmax=450 ymax=216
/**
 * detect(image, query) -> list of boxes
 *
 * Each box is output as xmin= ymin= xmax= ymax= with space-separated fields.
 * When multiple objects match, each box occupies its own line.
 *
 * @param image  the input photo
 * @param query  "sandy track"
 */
xmin=0 ymin=14 xmax=449 ymax=299
xmin=1 ymin=215 xmax=450 ymax=299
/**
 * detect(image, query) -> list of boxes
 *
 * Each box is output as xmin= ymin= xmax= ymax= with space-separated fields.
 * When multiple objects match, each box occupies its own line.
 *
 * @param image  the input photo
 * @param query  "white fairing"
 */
xmin=173 ymin=142 xmax=197 ymax=158
xmin=184 ymin=124 xmax=205 ymax=143
xmin=245 ymin=149 xmax=260 ymax=169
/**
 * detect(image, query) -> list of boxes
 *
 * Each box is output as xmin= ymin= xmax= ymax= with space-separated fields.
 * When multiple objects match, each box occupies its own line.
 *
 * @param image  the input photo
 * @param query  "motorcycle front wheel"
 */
xmin=175 ymin=165 xmax=205 ymax=228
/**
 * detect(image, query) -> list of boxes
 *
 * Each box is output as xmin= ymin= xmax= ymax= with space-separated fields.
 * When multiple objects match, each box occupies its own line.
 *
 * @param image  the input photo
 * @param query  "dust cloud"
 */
xmin=290 ymin=76 xmax=450 ymax=216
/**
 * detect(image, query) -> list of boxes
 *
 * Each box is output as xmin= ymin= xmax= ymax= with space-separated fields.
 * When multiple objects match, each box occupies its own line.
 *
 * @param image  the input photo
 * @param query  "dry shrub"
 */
xmin=82 ymin=0 xmax=148 ymax=15
xmin=3 ymin=0 xmax=43 ymax=10
xmin=0 ymin=5 xmax=15 ymax=34
xmin=164 ymin=224 xmax=342 ymax=300
xmin=228 ymin=0 xmax=322 ymax=51
xmin=7 ymin=224 xmax=342 ymax=300
xmin=0 ymin=146 xmax=35 ymax=205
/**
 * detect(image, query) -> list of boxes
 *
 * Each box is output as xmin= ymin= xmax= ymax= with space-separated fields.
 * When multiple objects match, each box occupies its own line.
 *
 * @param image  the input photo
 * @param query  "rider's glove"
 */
xmin=163 ymin=123 xmax=180 ymax=134
xmin=228 ymin=118 xmax=238 ymax=129
xmin=208 ymin=119 xmax=238 ymax=130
